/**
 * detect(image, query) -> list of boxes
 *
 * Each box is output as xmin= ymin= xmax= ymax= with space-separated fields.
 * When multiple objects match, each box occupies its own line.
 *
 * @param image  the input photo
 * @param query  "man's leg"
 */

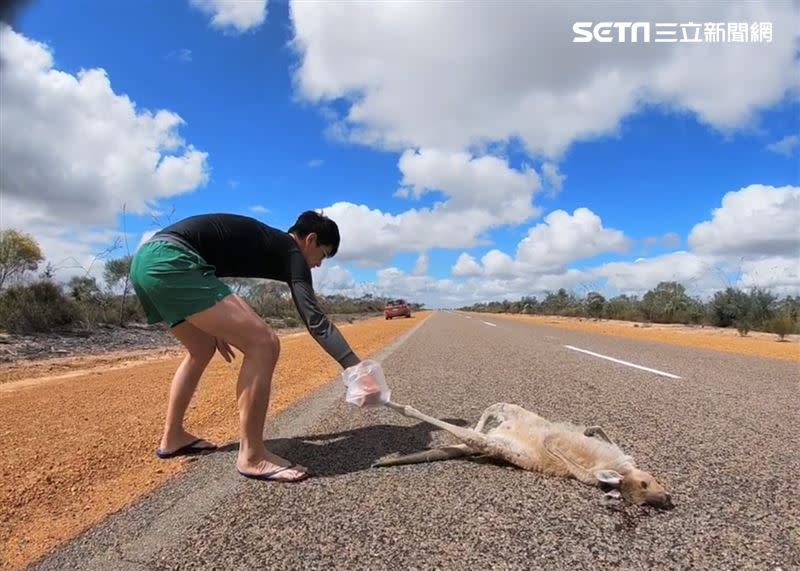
xmin=186 ymin=293 xmax=306 ymax=481
xmin=158 ymin=321 xmax=218 ymax=454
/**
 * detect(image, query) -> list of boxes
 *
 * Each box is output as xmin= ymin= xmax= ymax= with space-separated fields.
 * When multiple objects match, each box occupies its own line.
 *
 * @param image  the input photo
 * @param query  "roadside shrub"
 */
xmin=735 ymin=320 xmax=751 ymax=337
xmin=763 ymin=313 xmax=797 ymax=341
xmin=0 ymin=281 xmax=83 ymax=333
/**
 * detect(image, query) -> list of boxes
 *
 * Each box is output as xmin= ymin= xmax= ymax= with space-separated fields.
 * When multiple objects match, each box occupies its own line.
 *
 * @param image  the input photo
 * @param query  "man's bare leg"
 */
xmin=186 ymin=294 xmax=306 ymax=481
xmin=158 ymin=321 xmax=218 ymax=454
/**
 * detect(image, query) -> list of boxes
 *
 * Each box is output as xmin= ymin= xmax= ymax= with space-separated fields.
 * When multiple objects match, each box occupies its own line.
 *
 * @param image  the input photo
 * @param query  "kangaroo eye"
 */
xmin=641 ymin=481 xmax=649 ymax=489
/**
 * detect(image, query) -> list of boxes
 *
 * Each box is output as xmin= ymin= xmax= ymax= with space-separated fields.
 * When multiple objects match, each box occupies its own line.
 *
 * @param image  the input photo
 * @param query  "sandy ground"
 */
xmin=1 ymin=313 xmax=427 ymax=571
xmin=489 ymin=313 xmax=800 ymax=363
xmin=2 ymin=310 xmax=798 ymax=570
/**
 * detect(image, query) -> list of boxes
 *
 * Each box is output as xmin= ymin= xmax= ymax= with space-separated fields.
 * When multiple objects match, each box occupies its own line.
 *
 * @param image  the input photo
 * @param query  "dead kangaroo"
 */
xmin=376 ymin=402 xmax=673 ymax=509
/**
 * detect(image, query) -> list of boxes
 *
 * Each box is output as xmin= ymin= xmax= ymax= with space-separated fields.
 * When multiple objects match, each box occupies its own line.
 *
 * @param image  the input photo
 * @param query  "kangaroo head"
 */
xmin=594 ymin=468 xmax=673 ymax=509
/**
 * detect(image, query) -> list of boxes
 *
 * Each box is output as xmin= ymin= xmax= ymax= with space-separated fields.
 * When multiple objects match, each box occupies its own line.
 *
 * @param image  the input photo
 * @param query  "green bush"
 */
xmin=0 ymin=281 xmax=83 ymax=333
xmin=735 ymin=320 xmax=751 ymax=337
xmin=763 ymin=313 xmax=797 ymax=341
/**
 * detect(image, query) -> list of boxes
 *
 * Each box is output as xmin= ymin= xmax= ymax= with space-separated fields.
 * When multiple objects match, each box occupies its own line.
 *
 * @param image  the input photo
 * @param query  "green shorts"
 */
xmin=129 ymin=240 xmax=232 ymax=328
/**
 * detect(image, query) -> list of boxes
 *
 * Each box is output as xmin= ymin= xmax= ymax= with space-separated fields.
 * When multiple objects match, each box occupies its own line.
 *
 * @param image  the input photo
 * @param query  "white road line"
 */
xmin=482 ymin=321 xmax=497 ymax=327
xmin=564 ymin=345 xmax=682 ymax=379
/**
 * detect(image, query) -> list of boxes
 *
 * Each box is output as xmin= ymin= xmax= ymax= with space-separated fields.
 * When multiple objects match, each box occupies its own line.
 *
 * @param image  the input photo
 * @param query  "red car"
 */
xmin=384 ymin=299 xmax=412 ymax=319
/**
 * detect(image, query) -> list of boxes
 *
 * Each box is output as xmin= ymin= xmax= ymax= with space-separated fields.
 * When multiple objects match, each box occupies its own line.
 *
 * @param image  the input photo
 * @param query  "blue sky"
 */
xmin=1 ymin=1 xmax=798 ymax=308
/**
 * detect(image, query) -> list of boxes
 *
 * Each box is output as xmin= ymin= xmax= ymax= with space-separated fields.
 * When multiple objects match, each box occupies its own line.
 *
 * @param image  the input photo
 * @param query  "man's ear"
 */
xmin=593 ymin=469 xmax=623 ymax=486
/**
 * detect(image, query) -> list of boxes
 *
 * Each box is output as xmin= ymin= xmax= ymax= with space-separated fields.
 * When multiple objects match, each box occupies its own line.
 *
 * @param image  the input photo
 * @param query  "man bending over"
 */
xmin=130 ymin=211 xmax=361 ymax=482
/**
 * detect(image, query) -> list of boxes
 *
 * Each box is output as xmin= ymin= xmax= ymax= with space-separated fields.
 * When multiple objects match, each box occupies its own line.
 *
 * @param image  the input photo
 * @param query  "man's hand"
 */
xmin=215 ymin=338 xmax=235 ymax=363
xmin=342 ymin=360 xmax=390 ymax=407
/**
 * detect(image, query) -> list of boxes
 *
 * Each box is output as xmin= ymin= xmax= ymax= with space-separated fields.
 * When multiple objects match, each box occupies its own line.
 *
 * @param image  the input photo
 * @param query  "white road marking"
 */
xmin=482 ymin=321 xmax=497 ymax=327
xmin=564 ymin=345 xmax=682 ymax=379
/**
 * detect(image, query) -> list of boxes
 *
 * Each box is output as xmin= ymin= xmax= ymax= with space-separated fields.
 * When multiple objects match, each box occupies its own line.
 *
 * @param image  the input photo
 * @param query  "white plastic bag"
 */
xmin=341 ymin=359 xmax=391 ymax=408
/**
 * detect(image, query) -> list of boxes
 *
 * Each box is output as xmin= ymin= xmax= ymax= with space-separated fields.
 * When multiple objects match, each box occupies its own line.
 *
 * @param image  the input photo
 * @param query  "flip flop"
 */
xmin=237 ymin=464 xmax=309 ymax=483
xmin=155 ymin=438 xmax=217 ymax=459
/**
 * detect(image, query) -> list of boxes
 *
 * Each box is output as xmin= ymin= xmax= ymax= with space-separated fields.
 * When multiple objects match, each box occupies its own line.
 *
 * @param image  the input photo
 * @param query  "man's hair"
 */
xmin=288 ymin=210 xmax=340 ymax=257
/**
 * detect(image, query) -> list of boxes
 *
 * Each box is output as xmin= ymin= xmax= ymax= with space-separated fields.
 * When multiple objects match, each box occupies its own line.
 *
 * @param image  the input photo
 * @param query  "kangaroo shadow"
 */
xmin=216 ymin=418 xmax=471 ymax=477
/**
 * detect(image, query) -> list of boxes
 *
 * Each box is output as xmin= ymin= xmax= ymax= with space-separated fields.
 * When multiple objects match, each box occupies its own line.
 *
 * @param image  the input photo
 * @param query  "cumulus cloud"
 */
xmin=593 ymin=251 xmax=722 ymax=296
xmin=445 ymin=208 xmax=630 ymax=281
xmin=190 ymin=0 xmax=267 ymax=34
xmin=688 ymin=184 xmax=800 ymax=257
xmin=397 ymin=149 xmax=541 ymax=223
xmin=738 ymin=256 xmax=800 ymax=295
xmin=0 ymin=25 xmax=209 ymax=279
xmin=514 ymin=208 xmax=631 ymax=273
xmin=452 ymin=253 xmax=482 ymax=278
xmin=312 ymin=263 xmax=356 ymax=292
xmin=412 ymin=252 xmax=429 ymax=276
xmin=290 ymin=2 xmax=799 ymax=158
xmin=322 ymin=149 xmax=542 ymax=265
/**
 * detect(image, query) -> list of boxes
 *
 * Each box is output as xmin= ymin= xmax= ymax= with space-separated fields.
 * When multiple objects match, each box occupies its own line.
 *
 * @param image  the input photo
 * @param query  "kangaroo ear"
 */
xmin=594 ymin=469 xmax=623 ymax=486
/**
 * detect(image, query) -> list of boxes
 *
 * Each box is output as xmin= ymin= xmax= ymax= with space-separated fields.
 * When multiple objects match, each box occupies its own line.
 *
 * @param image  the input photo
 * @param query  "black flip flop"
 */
xmin=155 ymin=438 xmax=217 ymax=459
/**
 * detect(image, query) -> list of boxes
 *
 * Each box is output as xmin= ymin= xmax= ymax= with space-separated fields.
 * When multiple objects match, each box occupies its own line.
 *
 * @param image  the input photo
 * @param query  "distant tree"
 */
xmin=709 ymin=287 xmax=751 ymax=328
xmin=67 ymin=275 xmax=101 ymax=301
xmin=0 ymin=229 xmax=44 ymax=289
xmin=542 ymin=288 xmax=577 ymax=315
xmin=604 ymin=294 xmax=641 ymax=321
xmin=746 ymin=287 xmax=777 ymax=325
xmin=103 ymin=256 xmax=133 ymax=293
xmin=103 ymin=255 xmax=134 ymax=325
xmin=585 ymin=291 xmax=606 ymax=319
xmin=642 ymin=281 xmax=692 ymax=323
xmin=764 ymin=312 xmax=797 ymax=341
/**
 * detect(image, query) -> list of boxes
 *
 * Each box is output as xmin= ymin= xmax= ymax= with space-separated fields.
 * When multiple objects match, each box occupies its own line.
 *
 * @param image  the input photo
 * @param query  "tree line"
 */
xmin=1 ymin=228 xmax=796 ymax=338
xmin=0 ymin=229 xmax=423 ymax=333
xmin=459 ymin=282 xmax=799 ymax=340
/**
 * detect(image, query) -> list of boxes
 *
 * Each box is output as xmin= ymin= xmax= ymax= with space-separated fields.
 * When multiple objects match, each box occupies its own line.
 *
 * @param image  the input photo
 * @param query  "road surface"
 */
xmin=29 ymin=311 xmax=799 ymax=570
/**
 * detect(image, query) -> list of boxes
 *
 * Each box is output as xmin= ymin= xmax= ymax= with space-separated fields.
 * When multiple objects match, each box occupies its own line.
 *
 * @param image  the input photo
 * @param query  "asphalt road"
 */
xmin=29 ymin=311 xmax=800 ymax=570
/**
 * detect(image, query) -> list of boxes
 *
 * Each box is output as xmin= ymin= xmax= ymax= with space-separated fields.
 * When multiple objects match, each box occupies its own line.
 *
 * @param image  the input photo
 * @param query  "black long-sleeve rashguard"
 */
xmin=152 ymin=213 xmax=360 ymax=370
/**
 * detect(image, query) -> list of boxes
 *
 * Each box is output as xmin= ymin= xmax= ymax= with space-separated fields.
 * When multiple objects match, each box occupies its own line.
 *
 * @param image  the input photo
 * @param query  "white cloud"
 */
xmin=542 ymin=162 xmax=566 ymax=194
xmin=290 ymin=2 xmax=799 ymax=158
xmin=481 ymin=250 xmax=517 ymax=279
xmin=190 ymin=0 xmax=267 ymax=34
xmin=446 ymin=207 xmax=630 ymax=281
xmin=0 ymin=25 xmax=209 ymax=280
xmin=688 ymin=184 xmax=800 ymax=257
xmin=397 ymin=149 xmax=541 ymax=222
xmin=250 ymin=205 xmax=270 ymax=214
xmin=594 ymin=251 xmax=722 ymax=297
xmin=312 ymin=263 xmax=356 ymax=292
xmin=412 ymin=252 xmax=429 ymax=276
xmin=452 ymin=253 xmax=482 ymax=278
xmin=307 ymin=158 xmax=324 ymax=168
xmin=514 ymin=208 xmax=631 ymax=273
xmin=643 ymin=232 xmax=681 ymax=249
xmin=766 ymin=135 xmax=799 ymax=156
xmin=323 ymin=149 xmax=542 ymax=265
xmin=738 ymin=256 xmax=800 ymax=296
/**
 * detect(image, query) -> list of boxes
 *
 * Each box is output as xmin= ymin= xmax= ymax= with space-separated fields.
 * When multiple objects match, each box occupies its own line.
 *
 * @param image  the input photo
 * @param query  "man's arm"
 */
xmin=288 ymin=279 xmax=360 ymax=369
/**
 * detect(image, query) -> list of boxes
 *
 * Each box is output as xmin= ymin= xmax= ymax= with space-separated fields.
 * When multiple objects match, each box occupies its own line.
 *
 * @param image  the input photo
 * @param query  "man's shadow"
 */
xmin=216 ymin=418 xmax=471 ymax=477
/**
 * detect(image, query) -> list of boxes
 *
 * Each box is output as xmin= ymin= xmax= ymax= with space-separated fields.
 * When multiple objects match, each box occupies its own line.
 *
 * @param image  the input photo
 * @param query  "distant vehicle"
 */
xmin=384 ymin=299 xmax=411 ymax=319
